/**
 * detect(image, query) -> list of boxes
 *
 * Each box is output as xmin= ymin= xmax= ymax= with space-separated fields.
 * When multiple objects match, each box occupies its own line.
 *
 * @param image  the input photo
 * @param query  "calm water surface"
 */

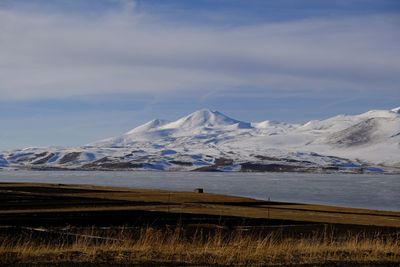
xmin=0 ymin=170 xmax=399 ymax=211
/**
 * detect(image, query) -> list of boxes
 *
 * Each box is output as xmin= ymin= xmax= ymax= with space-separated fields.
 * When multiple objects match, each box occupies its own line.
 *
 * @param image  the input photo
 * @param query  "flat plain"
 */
xmin=0 ymin=182 xmax=399 ymax=266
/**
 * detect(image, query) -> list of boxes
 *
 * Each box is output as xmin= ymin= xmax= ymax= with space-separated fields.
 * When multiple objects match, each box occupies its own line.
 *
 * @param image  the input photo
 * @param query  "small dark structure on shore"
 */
xmin=194 ymin=188 xmax=204 ymax=193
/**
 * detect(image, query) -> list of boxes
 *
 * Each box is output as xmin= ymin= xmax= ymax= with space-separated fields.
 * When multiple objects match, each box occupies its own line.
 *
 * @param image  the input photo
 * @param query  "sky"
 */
xmin=0 ymin=0 xmax=399 ymax=149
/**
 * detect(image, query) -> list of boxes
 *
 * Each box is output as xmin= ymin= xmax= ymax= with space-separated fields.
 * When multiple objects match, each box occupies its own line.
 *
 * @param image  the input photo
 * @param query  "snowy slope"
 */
xmin=3 ymin=108 xmax=400 ymax=173
xmin=92 ymin=109 xmax=252 ymax=147
xmin=0 ymin=155 xmax=8 ymax=168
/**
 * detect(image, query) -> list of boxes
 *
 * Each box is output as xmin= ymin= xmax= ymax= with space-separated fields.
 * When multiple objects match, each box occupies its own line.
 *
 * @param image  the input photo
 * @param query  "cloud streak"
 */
xmin=0 ymin=4 xmax=399 ymax=100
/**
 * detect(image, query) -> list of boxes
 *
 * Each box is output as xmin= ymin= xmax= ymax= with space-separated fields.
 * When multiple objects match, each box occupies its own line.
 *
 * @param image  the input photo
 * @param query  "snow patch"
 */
xmin=0 ymin=155 xmax=8 ymax=167
xmin=391 ymin=107 xmax=400 ymax=114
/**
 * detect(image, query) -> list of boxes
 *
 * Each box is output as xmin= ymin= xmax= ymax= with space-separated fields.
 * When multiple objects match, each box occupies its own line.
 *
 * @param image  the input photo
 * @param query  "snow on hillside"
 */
xmin=91 ymin=109 xmax=253 ymax=147
xmin=391 ymin=107 xmax=400 ymax=113
xmin=0 ymin=155 xmax=8 ymax=167
xmin=127 ymin=119 xmax=170 ymax=134
xmin=160 ymin=109 xmax=251 ymax=129
xmin=2 ymin=108 xmax=400 ymax=173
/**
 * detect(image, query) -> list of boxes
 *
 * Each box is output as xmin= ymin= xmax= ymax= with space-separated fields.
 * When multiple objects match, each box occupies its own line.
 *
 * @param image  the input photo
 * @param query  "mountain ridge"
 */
xmin=2 ymin=107 xmax=400 ymax=173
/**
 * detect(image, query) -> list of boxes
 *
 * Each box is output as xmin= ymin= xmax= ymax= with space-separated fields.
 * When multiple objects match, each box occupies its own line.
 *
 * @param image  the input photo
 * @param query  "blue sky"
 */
xmin=0 ymin=0 xmax=399 ymax=149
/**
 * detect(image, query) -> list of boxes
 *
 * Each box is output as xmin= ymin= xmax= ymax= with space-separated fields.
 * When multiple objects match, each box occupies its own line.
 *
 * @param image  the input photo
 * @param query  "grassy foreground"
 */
xmin=0 ymin=182 xmax=399 ymax=266
xmin=1 ymin=227 xmax=399 ymax=266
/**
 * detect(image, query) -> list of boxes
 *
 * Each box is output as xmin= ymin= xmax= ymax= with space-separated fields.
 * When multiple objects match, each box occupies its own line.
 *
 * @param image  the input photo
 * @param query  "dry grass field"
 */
xmin=0 ymin=182 xmax=399 ymax=266
xmin=0 ymin=227 xmax=399 ymax=266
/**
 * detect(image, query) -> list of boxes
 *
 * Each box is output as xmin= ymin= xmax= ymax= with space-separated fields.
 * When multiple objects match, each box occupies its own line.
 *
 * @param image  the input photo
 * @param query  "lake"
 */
xmin=0 ymin=170 xmax=399 ymax=211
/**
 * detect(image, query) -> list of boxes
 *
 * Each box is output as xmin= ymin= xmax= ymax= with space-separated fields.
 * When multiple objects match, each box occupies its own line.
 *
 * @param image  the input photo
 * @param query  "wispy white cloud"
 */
xmin=0 ymin=4 xmax=399 ymax=100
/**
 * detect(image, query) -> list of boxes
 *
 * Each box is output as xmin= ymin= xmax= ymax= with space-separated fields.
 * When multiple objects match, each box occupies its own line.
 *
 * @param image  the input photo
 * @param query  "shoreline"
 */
xmin=0 ymin=182 xmax=399 ymax=228
xmin=0 ymin=171 xmax=399 ymax=212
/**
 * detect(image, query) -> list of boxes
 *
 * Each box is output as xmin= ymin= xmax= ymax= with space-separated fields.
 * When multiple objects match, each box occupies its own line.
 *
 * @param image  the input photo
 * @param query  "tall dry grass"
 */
xmin=0 ymin=227 xmax=399 ymax=265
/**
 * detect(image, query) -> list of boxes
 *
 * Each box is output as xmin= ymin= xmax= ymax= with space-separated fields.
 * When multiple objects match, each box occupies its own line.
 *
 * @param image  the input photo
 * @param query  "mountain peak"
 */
xmin=185 ymin=108 xmax=226 ymax=118
xmin=127 ymin=118 xmax=169 ymax=134
xmin=162 ymin=109 xmax=251 ymax=129
xmin=391 ymin=107 xmax=400 ymax=114
xmin=188 ymin=109 xmax=227 ymax=119
xmin=359 ymin=108 xmax=399 ymax=119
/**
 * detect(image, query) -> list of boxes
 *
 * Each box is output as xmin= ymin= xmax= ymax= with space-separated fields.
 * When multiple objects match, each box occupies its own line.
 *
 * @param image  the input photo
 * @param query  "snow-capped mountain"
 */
xmin=91 ymin=109 xmax=252 ymax=147
xmin=2 ymin=108 xmax=400 ymax=173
